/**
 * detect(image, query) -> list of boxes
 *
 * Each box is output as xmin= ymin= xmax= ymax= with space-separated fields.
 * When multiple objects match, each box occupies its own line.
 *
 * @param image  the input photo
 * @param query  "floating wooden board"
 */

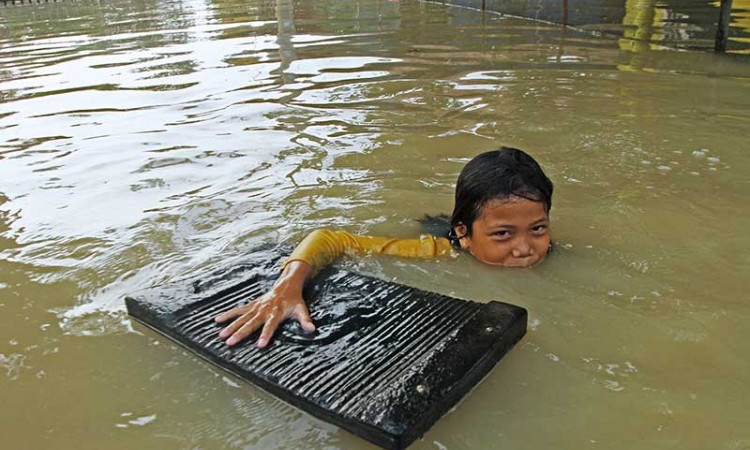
xmin=125 ymin=246 xmax=527 ymax=450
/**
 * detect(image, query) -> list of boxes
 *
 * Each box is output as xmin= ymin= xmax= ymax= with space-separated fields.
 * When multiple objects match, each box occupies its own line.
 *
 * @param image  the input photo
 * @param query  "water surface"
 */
xmin=1 ymin=0 xmax=749 ymax=449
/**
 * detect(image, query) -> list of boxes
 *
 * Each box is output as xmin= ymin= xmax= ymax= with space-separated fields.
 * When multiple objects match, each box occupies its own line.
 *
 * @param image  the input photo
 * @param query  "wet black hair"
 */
xmin=449 ymin=147 xmax=553 ymax=241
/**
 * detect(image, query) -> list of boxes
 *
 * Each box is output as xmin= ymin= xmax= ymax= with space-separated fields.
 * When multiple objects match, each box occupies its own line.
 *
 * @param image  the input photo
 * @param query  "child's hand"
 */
xmin=214 ymin=261 xmax=315 ymax=348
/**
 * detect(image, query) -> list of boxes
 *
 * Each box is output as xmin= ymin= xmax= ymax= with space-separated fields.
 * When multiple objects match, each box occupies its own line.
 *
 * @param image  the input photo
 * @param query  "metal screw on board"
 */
xmin=416 ymin=384 xmax=429 ymax=395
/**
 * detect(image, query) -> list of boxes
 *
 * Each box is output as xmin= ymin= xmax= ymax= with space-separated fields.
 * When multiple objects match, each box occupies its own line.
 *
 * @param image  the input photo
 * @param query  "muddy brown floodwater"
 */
xmin=1 ymin=0 xmax=749 ymax=449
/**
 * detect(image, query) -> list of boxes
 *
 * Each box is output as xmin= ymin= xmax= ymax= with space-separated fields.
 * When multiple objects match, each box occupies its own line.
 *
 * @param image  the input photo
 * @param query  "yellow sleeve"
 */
xmin=281 ymin=228 xmax=454 ymax=274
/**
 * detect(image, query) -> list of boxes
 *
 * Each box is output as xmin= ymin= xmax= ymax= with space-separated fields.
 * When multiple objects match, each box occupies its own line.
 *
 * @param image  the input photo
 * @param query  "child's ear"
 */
xmin=453 ymin=224 xmax=469 ymax=249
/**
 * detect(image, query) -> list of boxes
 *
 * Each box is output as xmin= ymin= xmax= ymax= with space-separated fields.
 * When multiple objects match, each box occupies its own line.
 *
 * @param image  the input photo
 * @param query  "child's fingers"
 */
xmin=294 ymin=303 xmax=316 ymax=332
xmin=224 ymin=312 xmax=265 ymax=346
xmin=257 ymin=315 xmax=283 ymax=349
xmin=214 ymin=303 xmax=253 ymax=323
xmin=219 ymin=307 xmax=260 ymax=341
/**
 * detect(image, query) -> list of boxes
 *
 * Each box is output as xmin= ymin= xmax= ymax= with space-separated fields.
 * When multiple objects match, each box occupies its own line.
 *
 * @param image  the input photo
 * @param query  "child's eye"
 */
xmin=532 ymin=224 xmax=548 ymax=234
xmin=493 ymin=230 xmax=511 ymax=238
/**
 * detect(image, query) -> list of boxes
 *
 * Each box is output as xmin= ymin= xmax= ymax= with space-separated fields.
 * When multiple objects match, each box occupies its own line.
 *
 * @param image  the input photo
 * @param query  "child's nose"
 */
xmin=511 ymin=237 xmax=533 ymax=258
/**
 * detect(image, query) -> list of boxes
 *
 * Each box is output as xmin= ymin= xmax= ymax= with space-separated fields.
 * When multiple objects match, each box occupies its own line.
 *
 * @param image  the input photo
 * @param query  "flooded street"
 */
xmin=1 ymin=0 xmax=749 ymax=449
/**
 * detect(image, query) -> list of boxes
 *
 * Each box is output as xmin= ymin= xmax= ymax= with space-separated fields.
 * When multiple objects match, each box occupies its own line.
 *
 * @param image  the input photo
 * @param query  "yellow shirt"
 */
xmin=281 ymin=228 xmax=455 ymax=273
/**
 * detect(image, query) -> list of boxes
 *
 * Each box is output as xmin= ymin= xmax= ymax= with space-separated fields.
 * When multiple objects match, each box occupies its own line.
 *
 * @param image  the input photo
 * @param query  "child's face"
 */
xmin=454 ymin=196 xmax=550 ymax=268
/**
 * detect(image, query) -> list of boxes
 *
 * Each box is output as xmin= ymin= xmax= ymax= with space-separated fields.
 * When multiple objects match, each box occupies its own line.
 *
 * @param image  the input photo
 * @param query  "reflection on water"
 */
xmin=1 ymin=0 xmax=749 ymax=449
xmin=435 ymin=0 xmax=750 ymax=53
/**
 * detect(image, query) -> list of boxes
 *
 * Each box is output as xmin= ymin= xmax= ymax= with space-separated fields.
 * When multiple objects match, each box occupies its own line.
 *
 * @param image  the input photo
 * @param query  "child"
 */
xmin=215 ymin=147 xmax=554 ymax=348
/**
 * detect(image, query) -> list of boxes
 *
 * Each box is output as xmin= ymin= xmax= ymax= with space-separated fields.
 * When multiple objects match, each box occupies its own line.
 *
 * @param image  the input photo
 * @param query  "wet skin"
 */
xmin=216 ymin=196 xmax=551 ymax=347
xmin=215 ymin=260 xmax=315 ymax=348
xmin=453 ymin=196 xmax=551 ymax=268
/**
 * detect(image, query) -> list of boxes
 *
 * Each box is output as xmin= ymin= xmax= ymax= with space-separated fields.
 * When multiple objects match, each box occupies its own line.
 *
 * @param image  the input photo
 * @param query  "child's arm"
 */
xmin=281 ymin=228 xmax=453 ymax=273
xmin=215 ymin=228 xmax=454 ymax=347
